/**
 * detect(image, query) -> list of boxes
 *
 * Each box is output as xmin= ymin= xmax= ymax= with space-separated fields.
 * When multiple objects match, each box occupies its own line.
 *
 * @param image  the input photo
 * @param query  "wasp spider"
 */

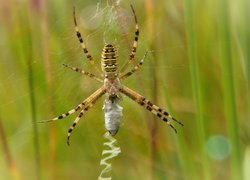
xmin=39 ymin=5 xmax=183 ymax=145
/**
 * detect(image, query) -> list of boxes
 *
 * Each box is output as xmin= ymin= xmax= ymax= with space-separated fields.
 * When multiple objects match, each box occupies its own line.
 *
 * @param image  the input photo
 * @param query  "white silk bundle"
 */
xmin=102 ymin=100 xmax=123 ymax=136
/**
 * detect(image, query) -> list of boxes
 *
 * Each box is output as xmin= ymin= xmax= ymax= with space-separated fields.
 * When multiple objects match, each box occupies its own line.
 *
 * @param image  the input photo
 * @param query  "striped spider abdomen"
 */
xmin=101 ymin=44 xmax=118 ymax=80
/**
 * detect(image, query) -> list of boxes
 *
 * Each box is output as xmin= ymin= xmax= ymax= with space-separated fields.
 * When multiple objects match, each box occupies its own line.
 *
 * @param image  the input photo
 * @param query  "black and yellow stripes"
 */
xmin=101 ymin=44 xmax=118 ymax=78
xmin=67 ymin=88 xmax=106 ymax=145
xmin=120 ymin=51 xmax=148 ymax=80
xmin=38 ymin=86 xmax=106 ymax=123
xmin=63 ymin=64 xmax=103 ymax=83
xmin=73 ymin=7 xmax=101 ymax=73
xmin=119 ymin=5 xmax=140 ymax=74
xmin=129 ymin=4 xmax=139 ymax=60
xmin=119 ymin=86 xmax=183 ymax=132
xmin=67 ymin=103 xmax=93 ymax=145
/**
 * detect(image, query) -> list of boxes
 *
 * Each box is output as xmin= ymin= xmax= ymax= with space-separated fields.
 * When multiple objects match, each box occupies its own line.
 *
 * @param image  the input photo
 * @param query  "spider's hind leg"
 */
xmin=38 ymin=86 xmax=106 ymax=123
xmin=67 ymin=103 xmax=94 ymax=145
xmin=66 ymin=86 xmax=106 ymax=145
xmin=119 ymin=85 xmax=183 ymax=132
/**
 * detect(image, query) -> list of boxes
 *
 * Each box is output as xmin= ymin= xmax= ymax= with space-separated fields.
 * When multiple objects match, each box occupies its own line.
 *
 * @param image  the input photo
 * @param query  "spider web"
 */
xmin=0 ymin=1 xmax=187 ymax=179
xmin=0 ymin=0 xmax=188 ymax=149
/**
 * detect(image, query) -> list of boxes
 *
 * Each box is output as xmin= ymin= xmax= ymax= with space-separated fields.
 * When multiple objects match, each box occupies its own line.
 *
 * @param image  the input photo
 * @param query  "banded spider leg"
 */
xmin=119 ymin=51 xmax=148 ymax=80
xmin=119 ymin=5 xmax=140 ymax=74
xmin=73 ymin=6 xmax=102 ymax=74
xmin=62 ymin=64 xmax=103 ymax=83
xmin=39 ymin=86 xmax=106 ymax=145
xmin=119 ymin=86 xmax=183 ymax=132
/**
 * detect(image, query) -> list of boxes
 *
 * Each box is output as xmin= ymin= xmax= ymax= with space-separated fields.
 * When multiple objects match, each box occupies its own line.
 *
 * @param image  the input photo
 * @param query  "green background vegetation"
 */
xmin=0 ymin=0 xmax=249 ymax=179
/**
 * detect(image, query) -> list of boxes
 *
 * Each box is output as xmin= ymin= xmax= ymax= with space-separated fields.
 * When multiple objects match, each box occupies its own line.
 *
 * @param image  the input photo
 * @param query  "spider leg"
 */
xmin=119 ymin=51 xmax=148 ymax=80
xmin=63 ymin=64 xmax=103 ymax=83
xmin=73 ymin=7 xmax=102 ymax=74
xmin=119 ymin=5 xmax=139 ymax=74
xmin=119 ymin=86 xmax=183 ymax=132
xmin=67 ymin=102 xmax=94 ymax=146
xmin=38 ymin=86 xmax=106 ymax=123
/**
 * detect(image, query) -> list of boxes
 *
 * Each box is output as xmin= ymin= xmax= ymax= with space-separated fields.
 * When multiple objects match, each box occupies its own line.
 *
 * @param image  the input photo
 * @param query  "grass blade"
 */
xmin=218 ymin=1 xmax=242 ymax=179
xmin=184 ymin=0 xmax=210 ymax=179
xmin=0 ymin=117 xmax=21 ymax=180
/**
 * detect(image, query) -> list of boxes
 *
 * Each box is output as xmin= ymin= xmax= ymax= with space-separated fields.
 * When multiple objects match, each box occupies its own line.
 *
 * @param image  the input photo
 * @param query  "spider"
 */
xmin=39 ymin=5 xmax=183 ymax=145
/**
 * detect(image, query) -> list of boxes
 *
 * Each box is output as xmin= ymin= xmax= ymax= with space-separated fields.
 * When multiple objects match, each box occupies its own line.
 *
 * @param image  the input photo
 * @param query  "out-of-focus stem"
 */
xmin=27 ymin=55 xmax=41 ymax=180
xmin=218 ymin=1 xmax=242 ymax=179
xmin=26 ymin=2 xmax=41 ymax=179
xmin=0 ymin=117 xmax=21 ymax=180
xmin=184 ymin=0 xmax=210 ymax=179
xmin=145 ymin=0 xmax=163 ymax=179
xmin=40 ymin=0 xmax=57 ymax=178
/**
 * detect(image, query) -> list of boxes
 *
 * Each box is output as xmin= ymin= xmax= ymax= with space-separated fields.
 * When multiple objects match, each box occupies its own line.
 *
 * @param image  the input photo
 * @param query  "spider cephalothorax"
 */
xmin=39 ymin=5 xmax=183 ymax=145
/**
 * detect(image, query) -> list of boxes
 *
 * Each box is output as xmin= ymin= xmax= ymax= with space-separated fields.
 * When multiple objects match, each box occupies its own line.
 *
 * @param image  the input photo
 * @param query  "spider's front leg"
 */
xmin=73 ymin=7 xmax=102 ymax=74
xmin=119 ymin=85 xmax=183 ymax=132
xmin=119 ymin=5 xmax=140 ymax=74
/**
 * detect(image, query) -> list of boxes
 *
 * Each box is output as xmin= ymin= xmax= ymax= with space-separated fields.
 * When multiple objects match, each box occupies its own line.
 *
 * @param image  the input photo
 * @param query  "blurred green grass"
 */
xmin=0 ymin=0 xmax=249 ymax=179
